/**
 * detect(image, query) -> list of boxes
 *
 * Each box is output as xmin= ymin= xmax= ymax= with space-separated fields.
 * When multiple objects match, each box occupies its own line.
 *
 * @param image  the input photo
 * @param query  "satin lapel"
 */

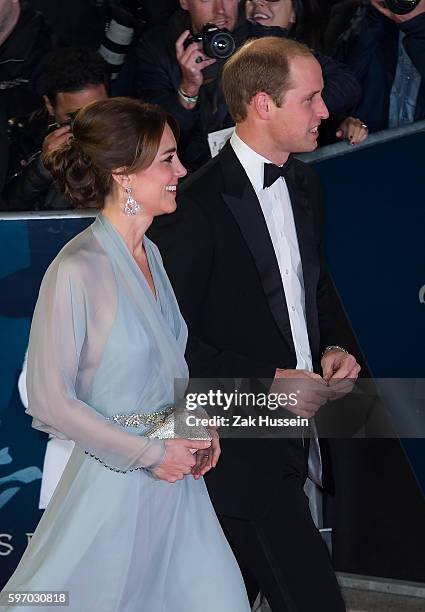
xmin=284 ymin=163 xmax=320 ymax=354
xmin=219 ymin=144 xmax=295 ymax=352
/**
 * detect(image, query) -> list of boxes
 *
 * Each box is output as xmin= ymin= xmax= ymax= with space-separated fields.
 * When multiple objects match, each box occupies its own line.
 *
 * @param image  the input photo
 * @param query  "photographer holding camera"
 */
xmin=136 ymin=0 xmax=249 ymax=171
xmin=2 ymin=47 xmax=108 ymax=211
xmin=332 ymin=0 xmax=425 ymax=132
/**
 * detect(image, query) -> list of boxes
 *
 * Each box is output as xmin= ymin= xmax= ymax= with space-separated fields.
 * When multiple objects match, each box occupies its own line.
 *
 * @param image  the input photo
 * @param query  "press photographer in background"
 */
xmin=332 ymin=0 xmax=425 ymax=132
xmin=2 ymin=47 xmax=108 ymax=212
xmin=136 ymin=0 xmax=249 ymax=171
xmin=0 ymin=0 xmax=51 ymax=203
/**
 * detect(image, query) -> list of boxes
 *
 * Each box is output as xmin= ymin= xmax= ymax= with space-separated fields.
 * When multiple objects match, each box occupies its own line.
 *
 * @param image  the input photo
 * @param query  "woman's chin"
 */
xmin=163 ymin=200 xmax=177 ymax=215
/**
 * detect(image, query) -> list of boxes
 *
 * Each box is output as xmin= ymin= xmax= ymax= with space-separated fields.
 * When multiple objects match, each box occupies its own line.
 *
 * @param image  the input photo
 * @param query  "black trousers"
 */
xmin=219 ymin=479 xmax=346 ymax=612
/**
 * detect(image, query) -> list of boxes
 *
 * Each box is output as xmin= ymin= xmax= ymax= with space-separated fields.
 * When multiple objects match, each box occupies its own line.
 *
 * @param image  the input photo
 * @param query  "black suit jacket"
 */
xmin=149 ymin=142 xmax=344 ymax=520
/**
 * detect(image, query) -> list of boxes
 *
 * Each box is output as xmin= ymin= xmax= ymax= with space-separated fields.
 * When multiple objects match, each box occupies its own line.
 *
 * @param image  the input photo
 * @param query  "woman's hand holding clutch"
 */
xmin=152 ymin=438 xmax=211 ymax=483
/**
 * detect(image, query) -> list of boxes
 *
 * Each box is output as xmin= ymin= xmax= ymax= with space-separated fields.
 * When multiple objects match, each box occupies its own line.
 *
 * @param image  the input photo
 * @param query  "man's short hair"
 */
xmin=222 ymin=37 xmax=313 ymax=122
xmin=43 ymin=47 xmax=107 ymax=105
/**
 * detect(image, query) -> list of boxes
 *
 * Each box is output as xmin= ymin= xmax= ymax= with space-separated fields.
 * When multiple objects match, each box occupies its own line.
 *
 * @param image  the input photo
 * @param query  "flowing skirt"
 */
xmin=1 ymin=446 xmax=250 ymax=612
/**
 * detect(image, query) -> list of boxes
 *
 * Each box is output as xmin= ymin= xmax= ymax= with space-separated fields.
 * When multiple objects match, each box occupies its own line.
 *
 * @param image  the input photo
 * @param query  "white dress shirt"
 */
xmin=230 ymin=131 xmax=313 ymax=371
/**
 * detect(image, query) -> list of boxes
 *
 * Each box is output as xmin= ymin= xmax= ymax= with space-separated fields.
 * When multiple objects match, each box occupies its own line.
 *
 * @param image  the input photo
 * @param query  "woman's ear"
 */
xmin=111 ymin=171 xmax=131 ymax=191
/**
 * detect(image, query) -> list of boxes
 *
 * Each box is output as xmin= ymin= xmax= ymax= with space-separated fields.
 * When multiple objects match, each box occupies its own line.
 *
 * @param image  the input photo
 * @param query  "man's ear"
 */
xmin=43 ymin=95 xmax=55 ymax=118
xmin=179 ymin=0 xmax=189 ymax=11
xmin=252 ymin=92 xmax=274 ymax=120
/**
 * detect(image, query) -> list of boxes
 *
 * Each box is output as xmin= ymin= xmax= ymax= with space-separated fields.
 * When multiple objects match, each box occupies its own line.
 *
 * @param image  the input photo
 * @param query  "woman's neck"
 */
xmin=102 ymin=201 xmax=153 ymax=256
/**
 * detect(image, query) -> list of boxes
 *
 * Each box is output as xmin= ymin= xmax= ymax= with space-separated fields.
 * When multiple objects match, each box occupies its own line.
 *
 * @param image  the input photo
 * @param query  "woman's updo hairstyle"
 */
xmin=43 ymin=98 xmax=179 ymax=208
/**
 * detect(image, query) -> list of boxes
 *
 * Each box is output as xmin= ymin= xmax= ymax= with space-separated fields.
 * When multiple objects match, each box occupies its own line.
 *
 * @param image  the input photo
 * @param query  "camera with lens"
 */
xmin=184 ymin=23 xmax=236 ymax=60
xmin=381 ymin=0 xmax=421 ymax=14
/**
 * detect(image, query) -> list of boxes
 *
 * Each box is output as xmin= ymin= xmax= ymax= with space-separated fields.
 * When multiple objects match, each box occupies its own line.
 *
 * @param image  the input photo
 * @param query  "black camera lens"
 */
xmin=383 ymin=0 xmax=420 ymax=15
xmin=184 ymin=24 xmax=236 ymax=60
xmin=204 ymin=29 xmax=235 ymax=60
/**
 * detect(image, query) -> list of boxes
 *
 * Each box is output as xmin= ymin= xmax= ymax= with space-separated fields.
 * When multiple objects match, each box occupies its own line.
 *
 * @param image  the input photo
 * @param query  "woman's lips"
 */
xmin=253 ymin=13 xmax=271 ymax=21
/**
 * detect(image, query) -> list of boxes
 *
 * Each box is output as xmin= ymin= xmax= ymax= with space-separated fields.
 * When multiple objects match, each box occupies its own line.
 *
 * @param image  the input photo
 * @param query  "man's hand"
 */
xmin=192 ymin=429 xmax=221 ymax=479
xmin=152 ymin=438 xmax=211 ymax=483
xmin=42 ymin=125 xmax=72 ymax=157
xmin=321 ymin=348 xmax=361 ymax=400
xmin=270 ymin=369 xmax=331 ymax=419
xmin=321 ymin=348 xmax=360 ymax=381
xmin=175 ymin=30 xmax=216 ymax=105
xmin=371 ymin=0 xmax=425 ymax=23
xmin=336 ymin=117 xmax=369 ymax=145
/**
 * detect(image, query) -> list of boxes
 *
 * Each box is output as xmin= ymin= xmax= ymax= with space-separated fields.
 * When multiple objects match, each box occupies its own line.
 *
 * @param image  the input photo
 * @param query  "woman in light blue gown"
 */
xmin=1 ymin=99 xmax=250 ymax=612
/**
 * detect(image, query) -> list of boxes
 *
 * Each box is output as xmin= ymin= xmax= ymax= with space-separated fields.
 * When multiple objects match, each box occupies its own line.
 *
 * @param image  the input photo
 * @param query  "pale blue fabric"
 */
xmin=1 ymin=215 xmax=250 ymax=612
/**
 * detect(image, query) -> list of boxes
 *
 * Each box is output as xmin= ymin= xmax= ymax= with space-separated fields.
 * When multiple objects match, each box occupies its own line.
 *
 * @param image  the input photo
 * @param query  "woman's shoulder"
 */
xmin=44 ymin=223 xmax=110 ymax=288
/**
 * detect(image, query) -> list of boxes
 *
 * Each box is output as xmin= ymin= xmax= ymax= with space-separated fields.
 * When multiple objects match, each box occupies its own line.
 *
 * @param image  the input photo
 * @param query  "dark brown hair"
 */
xmin=44 ymin=98 xmax=179 ymax=208
xmin=222 ymin=37 xmax=312 ymax=122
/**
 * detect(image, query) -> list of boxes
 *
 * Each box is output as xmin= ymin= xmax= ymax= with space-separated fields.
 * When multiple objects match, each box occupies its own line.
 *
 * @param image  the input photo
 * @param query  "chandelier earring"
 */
xmin=123 ymin=185 xmax=141 ymax=216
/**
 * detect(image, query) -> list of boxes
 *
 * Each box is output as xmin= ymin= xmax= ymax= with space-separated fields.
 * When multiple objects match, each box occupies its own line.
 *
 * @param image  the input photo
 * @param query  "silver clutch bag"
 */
xmin=143 ymin=408 xmax=212 ymax=444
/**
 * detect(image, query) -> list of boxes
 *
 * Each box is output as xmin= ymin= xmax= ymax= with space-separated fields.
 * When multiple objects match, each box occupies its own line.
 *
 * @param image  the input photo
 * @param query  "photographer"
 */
xmin=0 ymin=0 xmax=52 ymax=201
xmin=136 ymin=0 xmax=249 ymax=171
xmin=333 ymin=0 xmax=425 ymax=131
xmin=2 ymin=47 xmax=108 ymax=211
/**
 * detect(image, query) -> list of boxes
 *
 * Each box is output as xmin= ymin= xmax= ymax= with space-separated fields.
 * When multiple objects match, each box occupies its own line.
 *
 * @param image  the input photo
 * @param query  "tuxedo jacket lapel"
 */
xmin=219 ymin=144 xmax=295 ymax=354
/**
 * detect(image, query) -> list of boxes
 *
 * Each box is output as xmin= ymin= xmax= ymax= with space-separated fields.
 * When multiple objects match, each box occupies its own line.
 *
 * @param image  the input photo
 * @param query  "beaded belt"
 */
xmin=106 ymin=405 xmax=173 ymax=428
xmin=84 ymin=406 xmax=174 ymax=474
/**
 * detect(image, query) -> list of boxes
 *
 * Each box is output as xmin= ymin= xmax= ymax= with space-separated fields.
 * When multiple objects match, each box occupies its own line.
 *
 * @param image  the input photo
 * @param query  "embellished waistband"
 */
xmin=106 ymin=405 xmax=173 ymax=428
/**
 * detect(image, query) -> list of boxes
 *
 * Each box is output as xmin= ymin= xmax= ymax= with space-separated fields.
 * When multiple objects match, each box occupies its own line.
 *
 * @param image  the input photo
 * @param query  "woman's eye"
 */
xmin=164 ymin=155 xmax=174 ymax=163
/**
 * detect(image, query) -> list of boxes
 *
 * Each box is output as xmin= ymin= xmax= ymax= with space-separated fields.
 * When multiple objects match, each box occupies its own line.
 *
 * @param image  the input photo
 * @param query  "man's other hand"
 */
xmin=321 ymin=348 xmax=361 ymax=400
xmin=270 ymin=369 xmax=330 ymax=419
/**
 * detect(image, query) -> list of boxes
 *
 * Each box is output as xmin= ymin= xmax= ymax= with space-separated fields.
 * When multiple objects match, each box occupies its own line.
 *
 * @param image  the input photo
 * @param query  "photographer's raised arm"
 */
xmin=175 ymin=30 xmax=216 ymax=109
xmin=136 ymin=27 xmax=201 ymax=132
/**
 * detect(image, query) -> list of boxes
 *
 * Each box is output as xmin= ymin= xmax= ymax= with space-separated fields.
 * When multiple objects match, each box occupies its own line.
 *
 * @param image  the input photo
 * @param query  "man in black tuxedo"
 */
xmin=150 ymin=37 xmax=360 ymax=612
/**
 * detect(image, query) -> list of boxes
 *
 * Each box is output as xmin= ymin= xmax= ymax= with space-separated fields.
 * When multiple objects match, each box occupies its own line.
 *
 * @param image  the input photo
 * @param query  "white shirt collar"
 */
xmin=230 ymin=131 xmax=274 ymax=194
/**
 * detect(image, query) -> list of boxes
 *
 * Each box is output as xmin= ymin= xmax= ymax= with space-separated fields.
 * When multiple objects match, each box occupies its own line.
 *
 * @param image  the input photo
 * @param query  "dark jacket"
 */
xmin=136 ymin=10 xmax=361 ymax=171
xmin=0 ymin=5 xmax=51 ymax=117
xmin=333 ymin=5 xmax=425 ymax=131
xmin=0 ymin=4 xmax=51 ymax=195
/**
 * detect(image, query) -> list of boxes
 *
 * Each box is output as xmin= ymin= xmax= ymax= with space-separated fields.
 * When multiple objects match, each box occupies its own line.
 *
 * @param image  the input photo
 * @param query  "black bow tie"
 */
xmin=263 ymin=157 xmax=293 ymax=189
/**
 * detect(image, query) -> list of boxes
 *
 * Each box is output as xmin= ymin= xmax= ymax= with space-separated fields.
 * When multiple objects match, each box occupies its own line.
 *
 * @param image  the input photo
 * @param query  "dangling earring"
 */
xmin=123 ymin=186 xmax=140 ymax=216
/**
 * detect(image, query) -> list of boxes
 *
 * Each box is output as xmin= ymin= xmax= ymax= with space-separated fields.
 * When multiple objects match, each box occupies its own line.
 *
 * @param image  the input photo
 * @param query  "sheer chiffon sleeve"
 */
xmin=26 ymin=246 xmax=165 ymax=472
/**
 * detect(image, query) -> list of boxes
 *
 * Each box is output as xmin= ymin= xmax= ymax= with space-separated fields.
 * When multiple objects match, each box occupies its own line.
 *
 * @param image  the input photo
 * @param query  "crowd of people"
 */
xmin=0 ymin=1 xmax=424 ymax=611
xmin=2 ymin=0 xmax=425 ymax=211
